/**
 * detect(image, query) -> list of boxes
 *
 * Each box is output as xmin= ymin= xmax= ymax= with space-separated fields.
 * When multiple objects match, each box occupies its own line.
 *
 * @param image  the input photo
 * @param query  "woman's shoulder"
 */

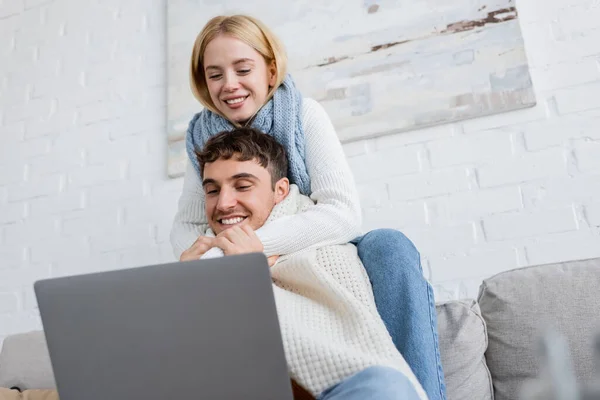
xmin=300 ymin=97 xmax=330 ymax=125
xmin=301 ymin=97 xmax=322 ymax=112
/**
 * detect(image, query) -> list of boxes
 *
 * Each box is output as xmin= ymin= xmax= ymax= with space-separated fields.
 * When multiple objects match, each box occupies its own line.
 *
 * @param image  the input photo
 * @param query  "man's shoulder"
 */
xmin=265 ymin=185 xmax=314 ymax=224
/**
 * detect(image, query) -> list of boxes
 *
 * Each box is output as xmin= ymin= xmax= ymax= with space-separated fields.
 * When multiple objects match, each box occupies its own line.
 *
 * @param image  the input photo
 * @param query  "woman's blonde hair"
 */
xmin=190 ymin=15 xmax=288 ymax=116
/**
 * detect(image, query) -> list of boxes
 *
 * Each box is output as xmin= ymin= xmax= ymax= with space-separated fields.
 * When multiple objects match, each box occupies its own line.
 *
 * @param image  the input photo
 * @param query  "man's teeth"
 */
xmin=221 ymin=217 xmax=245 ymax=225
xmin=225 ymin=97 xmax=245 ymax=105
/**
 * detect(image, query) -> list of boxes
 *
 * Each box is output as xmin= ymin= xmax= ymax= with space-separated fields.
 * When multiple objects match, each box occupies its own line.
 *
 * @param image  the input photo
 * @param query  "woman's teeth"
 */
xmin=225 ymin=97 xmax=246 ymax=105
xmin=221 ymin=217 xmax=245 ymax=225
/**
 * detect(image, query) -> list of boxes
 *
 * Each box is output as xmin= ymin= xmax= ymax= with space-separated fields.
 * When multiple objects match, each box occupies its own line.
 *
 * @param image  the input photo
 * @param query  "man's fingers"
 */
xmin=180 ymin=236 xmax=217 ymax=261
xmin=192 ymin=237 xmax=214 ymax=251
xmin=198 ymin=236 xmax=215 ymax=246
xmin=219 ymin=226 xmax=248 ymax=244
xmin=215 ymin=236 xmax=235 ymax=254
xmin=192 ymin=235 xmax=214 ymax=246
xmin=267 ymin=255 xmax=279 ymax=267
xmin=241 ymin=224 xmax=258 ymax=240
xmin=216 ymin=225 xmax=263 ymax=255
xmin=180 ymin=246 xmax=206 ymax=262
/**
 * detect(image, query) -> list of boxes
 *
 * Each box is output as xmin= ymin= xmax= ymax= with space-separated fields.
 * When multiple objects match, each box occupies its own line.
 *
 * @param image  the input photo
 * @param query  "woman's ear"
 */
xmin=268 ymin=60 xmax=277 ymax=87
xmin=273 ymin=177 xmax=289 ymax=204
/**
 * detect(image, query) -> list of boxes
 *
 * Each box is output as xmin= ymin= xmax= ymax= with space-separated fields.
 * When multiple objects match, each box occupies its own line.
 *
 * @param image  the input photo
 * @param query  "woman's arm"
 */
xmin=256 ymin=98 xmax=363 ymax=256
xmin=170 ymin=162 xmax=210 ymax=259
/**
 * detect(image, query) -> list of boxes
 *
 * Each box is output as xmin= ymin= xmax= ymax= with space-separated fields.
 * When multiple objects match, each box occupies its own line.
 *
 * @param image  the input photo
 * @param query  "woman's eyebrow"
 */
xmin=205 ymin=58 xmax=254 ymax=71
xmin=232 ymin=58 xmax=254 ymax=65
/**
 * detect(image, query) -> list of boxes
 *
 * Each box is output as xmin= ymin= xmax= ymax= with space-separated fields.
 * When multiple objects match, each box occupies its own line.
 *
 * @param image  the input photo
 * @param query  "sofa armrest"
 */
xmin=0 ymin=332 xmax=55 ymax=390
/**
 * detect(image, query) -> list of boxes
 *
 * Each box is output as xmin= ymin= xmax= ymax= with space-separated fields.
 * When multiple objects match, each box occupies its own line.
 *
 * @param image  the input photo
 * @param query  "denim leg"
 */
xmin=352 ymin=229 xmax=447 ymax=400
xmin=317 ymin=366 xmax=421 ymax=400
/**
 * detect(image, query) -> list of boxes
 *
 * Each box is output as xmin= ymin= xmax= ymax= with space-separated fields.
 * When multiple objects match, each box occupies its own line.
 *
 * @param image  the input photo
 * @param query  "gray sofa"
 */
xmin=1 ymin=258 xmax=599 ymax=400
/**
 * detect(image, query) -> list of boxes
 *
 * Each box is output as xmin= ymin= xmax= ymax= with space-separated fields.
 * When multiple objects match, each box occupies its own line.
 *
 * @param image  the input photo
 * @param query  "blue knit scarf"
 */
xmin=185 ymin=74 xmax=311 ymax=195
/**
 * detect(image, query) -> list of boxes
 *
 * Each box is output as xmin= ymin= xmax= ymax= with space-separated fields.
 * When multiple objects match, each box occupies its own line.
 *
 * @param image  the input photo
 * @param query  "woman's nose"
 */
xmin=223 ymin=72 xmax=239 ymax=92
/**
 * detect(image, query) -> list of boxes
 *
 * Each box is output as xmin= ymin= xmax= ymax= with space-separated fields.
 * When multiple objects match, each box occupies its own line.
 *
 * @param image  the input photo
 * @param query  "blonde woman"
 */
xmin=170 ymin=15 xmax=446 ymax=400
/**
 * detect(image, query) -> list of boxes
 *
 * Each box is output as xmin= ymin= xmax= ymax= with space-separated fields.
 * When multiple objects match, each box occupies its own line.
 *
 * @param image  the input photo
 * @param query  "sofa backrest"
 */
xmin=478 ymin=257 xmax=600 ymax=400
xmin=436 ymin=299 xmax=493 ymax=400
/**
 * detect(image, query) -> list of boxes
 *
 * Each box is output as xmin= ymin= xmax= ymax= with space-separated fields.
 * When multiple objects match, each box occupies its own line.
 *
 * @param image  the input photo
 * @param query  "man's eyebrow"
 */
xmin=202 ymin=178 xmax=217 ymax=187
xmin=205 ymin=58 xmax=254 ymax=71
xmin=232 ymin=173 xmax=258 ymax=180
xmin=202 ymin=174 xmax=257 ymax=186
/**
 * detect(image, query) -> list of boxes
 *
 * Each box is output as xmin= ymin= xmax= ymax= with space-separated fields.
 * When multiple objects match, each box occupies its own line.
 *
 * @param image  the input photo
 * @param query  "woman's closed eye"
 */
xmin=207 ymin=69 xmax=248 ymax=80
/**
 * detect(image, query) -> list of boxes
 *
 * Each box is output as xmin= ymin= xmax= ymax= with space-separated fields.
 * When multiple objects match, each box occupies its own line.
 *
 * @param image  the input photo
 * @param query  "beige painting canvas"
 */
xmin=167 ymin=0 xmax=536 ymax=177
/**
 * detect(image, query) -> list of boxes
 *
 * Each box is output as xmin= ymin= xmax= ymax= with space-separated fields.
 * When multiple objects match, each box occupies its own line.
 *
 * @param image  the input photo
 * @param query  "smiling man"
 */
xmin=180 ymin=128 xmax=427 ymax=400
xmin=201 ymin=130 xmax=288 ymax=237
xmin=179 ymin=127 xmax=288 ymax=263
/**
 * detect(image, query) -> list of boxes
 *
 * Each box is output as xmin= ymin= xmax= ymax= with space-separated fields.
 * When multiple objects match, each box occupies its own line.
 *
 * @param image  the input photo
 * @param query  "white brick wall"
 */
xmin=1 ymin=0 xmax=600 ymax=343
xmin=0 ymin=0 xmax=180 ymax=344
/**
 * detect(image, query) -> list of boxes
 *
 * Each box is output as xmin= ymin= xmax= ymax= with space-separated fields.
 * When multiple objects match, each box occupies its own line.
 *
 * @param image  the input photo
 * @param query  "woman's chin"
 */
xmin=219 ymin=106 xmax=254 ymax=124
xmin=231 ymin=113 xmax=253 ymax=124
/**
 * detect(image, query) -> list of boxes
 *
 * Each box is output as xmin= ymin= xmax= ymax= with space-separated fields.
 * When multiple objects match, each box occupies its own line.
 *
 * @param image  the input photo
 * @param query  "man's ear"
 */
xmin=273 ymin=177 xmax=289 ymax=204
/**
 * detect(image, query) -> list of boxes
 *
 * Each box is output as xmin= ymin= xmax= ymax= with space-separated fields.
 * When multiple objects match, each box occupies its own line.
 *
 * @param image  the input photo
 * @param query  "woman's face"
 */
xmin=203 ymin=35 xmax=276 ymax=123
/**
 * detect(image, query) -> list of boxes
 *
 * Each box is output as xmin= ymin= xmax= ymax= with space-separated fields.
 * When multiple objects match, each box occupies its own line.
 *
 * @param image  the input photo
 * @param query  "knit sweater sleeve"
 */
xmin=255 ymin=98 xmax=363 ymax=256
xmin=169 ymin=162 xmax=209 ymax=259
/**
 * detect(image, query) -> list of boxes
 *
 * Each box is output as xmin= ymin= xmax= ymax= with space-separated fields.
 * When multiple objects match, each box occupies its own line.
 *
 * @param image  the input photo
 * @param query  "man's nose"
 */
xmin=216 ymin=187 xmax=237 ymax=211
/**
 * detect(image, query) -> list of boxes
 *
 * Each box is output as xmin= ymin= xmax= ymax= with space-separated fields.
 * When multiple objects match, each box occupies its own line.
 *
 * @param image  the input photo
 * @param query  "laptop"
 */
xmin=34 ymin=253 xmax=294 ymax=400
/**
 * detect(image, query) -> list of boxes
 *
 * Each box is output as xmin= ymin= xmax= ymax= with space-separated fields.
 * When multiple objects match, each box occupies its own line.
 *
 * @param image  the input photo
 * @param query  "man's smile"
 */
xmin=219 ymin=216 xmax=248 ymax=225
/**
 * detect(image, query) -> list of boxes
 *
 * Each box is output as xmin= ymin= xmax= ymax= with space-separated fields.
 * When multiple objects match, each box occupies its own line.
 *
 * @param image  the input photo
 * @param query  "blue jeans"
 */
xmin=318 ymin=366 xmax=421 ymax=400
xmin=351 ymin=229 xmax=447 ymax=400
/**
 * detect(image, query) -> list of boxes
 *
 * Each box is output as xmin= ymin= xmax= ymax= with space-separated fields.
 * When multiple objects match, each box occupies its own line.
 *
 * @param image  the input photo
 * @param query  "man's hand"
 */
xmin=267 ymin=255 xmax=280 ymax=267
xmin=180 ymin=236 xmax=216 ymax=262
xmin=195 ymin=225 xmax=279 ymax=267
xmin=209 ymin=226 xmax=280 ymax=267
xmin=215 ymin=225 xmax=264 ymax=256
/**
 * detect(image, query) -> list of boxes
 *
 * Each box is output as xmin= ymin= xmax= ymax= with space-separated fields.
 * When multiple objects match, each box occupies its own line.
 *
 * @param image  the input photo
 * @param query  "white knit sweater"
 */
xmin=206 ymin=186 xmax=427 ymax=399
xmin=170 ymin=98 xmax=363 ymax=259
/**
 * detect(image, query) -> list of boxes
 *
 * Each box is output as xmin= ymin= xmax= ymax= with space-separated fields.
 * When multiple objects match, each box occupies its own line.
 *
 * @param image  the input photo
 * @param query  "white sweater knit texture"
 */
xmin=206 ymin=186 xmax=427 ymax=398
xmin=170 ymin=98 xmax=363 ymax=259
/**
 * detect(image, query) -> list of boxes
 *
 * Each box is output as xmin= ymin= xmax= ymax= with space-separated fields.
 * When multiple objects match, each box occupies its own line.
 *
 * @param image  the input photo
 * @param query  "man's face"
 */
xmin=202 ymin=156 xmax=289 ymax=235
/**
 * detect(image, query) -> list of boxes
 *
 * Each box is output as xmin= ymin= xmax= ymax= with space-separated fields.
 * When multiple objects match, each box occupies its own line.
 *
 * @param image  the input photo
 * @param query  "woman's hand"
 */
xmin=180 ymin=236 xmax=216 ymax=261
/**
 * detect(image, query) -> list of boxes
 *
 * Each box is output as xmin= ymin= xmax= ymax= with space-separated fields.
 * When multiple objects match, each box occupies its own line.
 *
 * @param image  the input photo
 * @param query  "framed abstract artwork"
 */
xmin=167 ymin=0 xmax=535 ymax=177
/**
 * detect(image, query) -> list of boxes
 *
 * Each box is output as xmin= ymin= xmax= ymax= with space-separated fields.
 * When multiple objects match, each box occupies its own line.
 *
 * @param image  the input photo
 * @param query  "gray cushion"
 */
xmin=436 ymin=299 xmax=493 ymax=400
xmin=478 ymin=258 xmax=600 ymax=400
xmin=0 ymin=331 xmax=55 ymax=390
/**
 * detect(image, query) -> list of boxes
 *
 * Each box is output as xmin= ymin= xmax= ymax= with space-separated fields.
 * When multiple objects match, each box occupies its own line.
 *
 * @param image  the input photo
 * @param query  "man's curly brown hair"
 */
xmin=196 ymin=128 xmax=288 ymax=188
